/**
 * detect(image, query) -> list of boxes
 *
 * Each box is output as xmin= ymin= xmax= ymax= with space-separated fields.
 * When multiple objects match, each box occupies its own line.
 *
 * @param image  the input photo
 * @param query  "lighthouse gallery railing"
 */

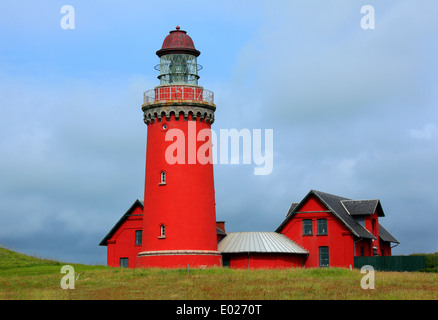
xmin=143 ymin=86 xmax=214 ymax=105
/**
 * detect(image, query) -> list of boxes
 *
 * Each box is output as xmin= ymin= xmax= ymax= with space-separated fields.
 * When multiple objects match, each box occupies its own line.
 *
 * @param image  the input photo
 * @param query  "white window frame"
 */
xmin=159 ymin=224 xmax=166 ymax=239
xmin=159 ymin=171 xmax=166 ymax=185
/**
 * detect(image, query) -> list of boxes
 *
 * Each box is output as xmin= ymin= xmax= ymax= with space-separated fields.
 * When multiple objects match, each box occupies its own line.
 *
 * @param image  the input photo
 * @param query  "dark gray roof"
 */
xmin=312 ymin=190 xmax=377 ymax=239
xmin=341 ymin=199 xmax=385 ymax=216
xmin=379 ymin=224 xmax=400 ymax=244
xmin=216 ymin=227 xmax=226 ymax=236
xmin=218 ymin=232 xmax=308 ymax=254
xmin=277 ymin=190 xmax=399 ymax=243
xmin=277 ymin=190 xmax=377 ymax=240
xmin=286 ymin=203 xmax=299 ymax=217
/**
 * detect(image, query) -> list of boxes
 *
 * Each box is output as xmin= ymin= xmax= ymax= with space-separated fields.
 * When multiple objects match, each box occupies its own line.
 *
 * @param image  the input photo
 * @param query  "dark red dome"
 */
xmin=156 ymin=26 xmax=200 ymax=57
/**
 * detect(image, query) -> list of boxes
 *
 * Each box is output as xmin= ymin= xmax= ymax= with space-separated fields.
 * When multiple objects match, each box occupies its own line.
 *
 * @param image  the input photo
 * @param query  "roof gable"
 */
xmin=276 ymin=190 xmax=376 ymax=240
xmin=341 ymin=199 xmax=385 ymax=217
xmin=310 ymin=190 xmax=376 ymax=239
xmin=99 ymin=199 xmax=144 ymax=246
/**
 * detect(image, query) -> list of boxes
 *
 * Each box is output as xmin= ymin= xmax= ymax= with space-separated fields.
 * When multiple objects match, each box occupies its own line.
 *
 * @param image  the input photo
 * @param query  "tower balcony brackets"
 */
xmin=142 ymin=102 xmax=216 ymax=125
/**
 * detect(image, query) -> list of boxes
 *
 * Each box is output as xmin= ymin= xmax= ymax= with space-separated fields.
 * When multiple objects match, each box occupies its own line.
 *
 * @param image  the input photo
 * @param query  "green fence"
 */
xmin=354 ymin=255 xmax=426 ymax=272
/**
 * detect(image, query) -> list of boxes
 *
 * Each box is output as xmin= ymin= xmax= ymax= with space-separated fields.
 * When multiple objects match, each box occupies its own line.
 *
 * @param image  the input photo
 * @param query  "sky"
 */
xmin=0 ymin=0 xmax=437 ymax=265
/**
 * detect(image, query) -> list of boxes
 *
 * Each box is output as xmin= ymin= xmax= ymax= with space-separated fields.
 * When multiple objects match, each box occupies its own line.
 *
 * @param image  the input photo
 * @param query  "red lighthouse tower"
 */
xmin=136 ymin=27 xmax=222 ymax=268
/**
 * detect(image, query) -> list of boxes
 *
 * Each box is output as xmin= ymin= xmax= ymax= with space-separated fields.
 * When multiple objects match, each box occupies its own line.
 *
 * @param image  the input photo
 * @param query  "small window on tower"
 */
xmin=159 ymin=171 xmax=166 ymax=185
xmin=159 ymin=224 xmax=166 ymax=239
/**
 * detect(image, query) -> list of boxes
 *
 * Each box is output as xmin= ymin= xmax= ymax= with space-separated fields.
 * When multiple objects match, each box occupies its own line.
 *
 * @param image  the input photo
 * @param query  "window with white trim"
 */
xmin=160 ymin=171 xmax=166 ymax=185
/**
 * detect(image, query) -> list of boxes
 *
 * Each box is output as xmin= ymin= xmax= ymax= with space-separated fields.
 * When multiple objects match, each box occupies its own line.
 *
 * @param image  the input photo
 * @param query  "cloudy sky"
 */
xmin=0 ymin=0 xmax=437 ymax=265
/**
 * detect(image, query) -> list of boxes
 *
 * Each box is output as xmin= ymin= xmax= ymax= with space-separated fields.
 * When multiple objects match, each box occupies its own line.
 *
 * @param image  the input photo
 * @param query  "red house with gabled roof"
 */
xmin=99 ymin=199 xmax=144 ymax=268
xmin=100 ymin=199 xmax=228 ymax=268
xmin=276 ymin=190 xmax=399 ymax=268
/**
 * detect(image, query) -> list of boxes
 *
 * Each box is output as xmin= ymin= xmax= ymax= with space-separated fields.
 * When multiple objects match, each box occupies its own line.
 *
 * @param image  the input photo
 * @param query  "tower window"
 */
xmin=159 ymin=224 xmax=166 ymax=239
xmin=159 ymin=171 xmax=166 ymax=185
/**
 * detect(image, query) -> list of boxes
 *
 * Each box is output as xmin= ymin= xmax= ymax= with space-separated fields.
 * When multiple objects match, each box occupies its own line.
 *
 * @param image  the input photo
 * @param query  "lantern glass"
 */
xmin=156 ymin=54 xmax=202 ymax=85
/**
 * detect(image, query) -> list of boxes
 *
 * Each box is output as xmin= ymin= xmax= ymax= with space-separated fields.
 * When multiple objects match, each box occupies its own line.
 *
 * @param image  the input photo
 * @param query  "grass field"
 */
xmin=0 ymin=246 xmax=437 ymax=300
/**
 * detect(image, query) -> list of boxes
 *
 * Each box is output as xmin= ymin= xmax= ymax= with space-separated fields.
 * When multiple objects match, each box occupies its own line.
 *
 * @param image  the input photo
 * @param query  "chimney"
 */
xmin=216 ymin=221 xmax=225 ymax=233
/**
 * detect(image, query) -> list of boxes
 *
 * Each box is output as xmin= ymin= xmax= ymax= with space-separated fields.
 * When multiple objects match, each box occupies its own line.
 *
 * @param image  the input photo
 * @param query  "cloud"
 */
xmin=409 ymin=123 xmax=438 ymax=141
xmin=0 ymin=72 xmax=153 ymax=263
xmin=1 ymin=1 xmax=437 ymax=264
xmin=229 ymin=1 xmax=433 ymax=127
xmin=216 ymin=1 xmax=438 ymax=255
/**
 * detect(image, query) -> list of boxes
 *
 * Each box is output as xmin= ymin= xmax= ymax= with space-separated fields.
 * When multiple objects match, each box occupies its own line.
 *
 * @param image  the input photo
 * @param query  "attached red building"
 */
xmin=99 ymin=199 xmax=144 ymax=268
xmin=100 ymin=190 xmax=399 ymax=269
xmin=100 ymin=200 xmax=227 ymax=268
xmin=218 ymin=232 xmax=308 ymax=269
xmin=276 ymin=190 xmax=399 ymax=268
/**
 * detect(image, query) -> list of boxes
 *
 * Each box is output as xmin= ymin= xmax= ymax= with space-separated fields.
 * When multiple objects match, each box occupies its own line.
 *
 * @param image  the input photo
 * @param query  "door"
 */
xmin=120 ymin=257 xmax=129 ymax=268
xmin=319 ymin=247 xmax=329 ymax=267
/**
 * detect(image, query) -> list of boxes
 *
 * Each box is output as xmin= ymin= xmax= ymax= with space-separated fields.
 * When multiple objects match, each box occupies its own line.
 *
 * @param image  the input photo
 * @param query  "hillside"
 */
xmin=0 ymin=246 xmax=437 ymax=300
xmin=0 ymin=246 xmax=62 ymax=269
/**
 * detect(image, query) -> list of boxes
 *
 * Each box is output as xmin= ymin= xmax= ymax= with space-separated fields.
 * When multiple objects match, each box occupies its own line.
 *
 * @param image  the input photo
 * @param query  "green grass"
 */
xmin=0 ymin=246 xmax=437 ymax=300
